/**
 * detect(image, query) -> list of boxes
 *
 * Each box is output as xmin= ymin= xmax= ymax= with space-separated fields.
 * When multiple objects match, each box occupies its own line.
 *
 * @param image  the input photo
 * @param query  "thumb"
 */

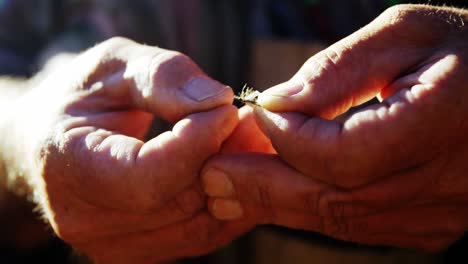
xmin=77 ymin=37 xmax=233 ymax=122
xmin=257 ymin=5 xmax=447 ymax=119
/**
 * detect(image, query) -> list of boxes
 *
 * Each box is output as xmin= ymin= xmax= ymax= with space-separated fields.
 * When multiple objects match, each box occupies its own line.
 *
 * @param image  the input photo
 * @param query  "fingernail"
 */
xmin=183 ymin=77 xmax=229 ymax=102
xmin=212 ymin=199 xmax=243 ymax=220
xmin=202 ymin=168 xmax=234 ymax=197
xmin=257 ymin=81 xmax=303 ymax=107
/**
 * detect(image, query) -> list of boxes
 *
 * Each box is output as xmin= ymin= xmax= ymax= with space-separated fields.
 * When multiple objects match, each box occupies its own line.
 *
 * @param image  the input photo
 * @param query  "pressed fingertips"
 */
xmin=202 ymin=165 xmax=244 ymax=220
xmin=183 ymin=77 xmax=232 ymax=102
xmin=202 ymin=168 xmax=235 ymax=197
xmin=211 ymin=199 xmax=244 ymax=220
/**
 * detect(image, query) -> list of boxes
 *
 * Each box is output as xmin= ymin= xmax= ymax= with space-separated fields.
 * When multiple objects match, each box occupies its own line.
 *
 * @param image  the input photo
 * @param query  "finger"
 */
xmin=74 ymin=37 xmax=233 ymax=122
xmin=319 ymin=206 xmax=465 ymax=251
xmin=207 ymin=198 xmax=323 ymax=232
xmin=62 ymin=110 xmax=153 ymax=140
xmin=202 ymin=153 xmax=331 ymax=225
xmin=257 ymin=5 xmax=451 ymax=119
xmin=253 ymin=55 xmax=464 ymax=188
xmin=61 ymin=105 xmax=238 ymax=211
xmin=316 ymin=159 xmax=442 ymax=217
xmin=220 ymin=106 xmax=276 ymax=154
xmin=82 ymin=212 xmax=254 ymax=264
xmin=52 ymin=184 xmax=206 ymax=243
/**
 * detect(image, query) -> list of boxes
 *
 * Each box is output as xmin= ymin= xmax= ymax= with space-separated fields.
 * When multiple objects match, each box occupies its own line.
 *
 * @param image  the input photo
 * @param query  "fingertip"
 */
xmin=256 ymin=94 xmax=280 ymax=110
xmin=209 ymin=198 xmax=244 ymax=221
xmin=257 ymin=80 xmax=304 ymax=111
xmin=201 ymin=167 xmax=235 ymax=198
xmin=238 ymin=104 xmax=254 ymax=117
xmin=253 ymin=107 xmax=289 ymax=138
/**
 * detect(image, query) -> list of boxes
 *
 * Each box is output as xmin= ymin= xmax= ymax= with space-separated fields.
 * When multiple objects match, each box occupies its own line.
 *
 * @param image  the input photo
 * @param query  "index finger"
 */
xmin=49 ymin=105 xmax=238 ymax=212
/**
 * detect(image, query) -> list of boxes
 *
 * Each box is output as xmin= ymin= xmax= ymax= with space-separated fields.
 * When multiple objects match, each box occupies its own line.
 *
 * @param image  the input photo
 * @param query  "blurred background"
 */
xmin=0 ymin=0 xmax=467 ymax=263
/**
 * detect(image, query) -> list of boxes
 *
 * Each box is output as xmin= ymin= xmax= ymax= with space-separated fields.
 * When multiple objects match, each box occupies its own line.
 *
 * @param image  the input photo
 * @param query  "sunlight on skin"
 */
xmin=203 ymin=5 xmax=468 ymax=252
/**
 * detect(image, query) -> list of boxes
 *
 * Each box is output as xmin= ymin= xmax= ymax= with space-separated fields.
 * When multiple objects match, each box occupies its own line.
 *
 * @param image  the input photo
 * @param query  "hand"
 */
xmin=202 ymin=4 xmax=468 ymax=251
xmin=2 ymin=37 xmax=252 ymax=263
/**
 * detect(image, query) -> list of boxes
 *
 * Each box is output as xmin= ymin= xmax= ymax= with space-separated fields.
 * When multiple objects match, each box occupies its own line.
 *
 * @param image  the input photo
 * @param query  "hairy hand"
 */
xmin=4 ymin=37 xmax=253 ymax=263
xmin=202 ymin=5 xmax=468 ymax=251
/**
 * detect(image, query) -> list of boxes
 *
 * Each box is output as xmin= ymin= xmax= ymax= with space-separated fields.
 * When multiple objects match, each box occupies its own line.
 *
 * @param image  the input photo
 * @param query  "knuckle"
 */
xmin=90 ymin=37 xmax=132 ymax=61
xmin=318 ymin=194 xmax=368 ymax=240
xmin=305 ymin=50 xmax=337 ymax=74
xmin=301 ymin=47 xmax=343 ymax=87
xmin=148 ymin=51 xmax=201 ymax=118
xmin=326 ymin=201 xmax=347 ymax=218
xmin=100 ymin=36 xmax=135 ymax=50
xmin=166 ymin=51 xmax=191 ymax=63
xmin=318 ymin=190 xmax=373 ymax=218
xmin=301 ymin=50 xmax=339 ymax=92
xmin=380 ymin=4 xmax=414 ymax=25
xmin=318 ymin=192 xmax=347 ymax=217
xmin=152 ymin=51 xmax=197 ymax=78
xmin=377 ymin=4 xmax=458 ymax=47
xmin=378 ymin=4 xmax=440 ymax=36
xmin=296 ymin=181 xmax=328 ymax=215
xmin=254 ymin=182 xmax=275 ymax=223
xmin=75 ymin=37 xmax=135 ymax=91
xmin=299 ymin=47 xmax=356 ymax=119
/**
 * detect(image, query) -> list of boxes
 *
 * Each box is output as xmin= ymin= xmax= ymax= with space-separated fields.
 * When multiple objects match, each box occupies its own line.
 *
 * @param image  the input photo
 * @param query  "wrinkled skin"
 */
xmin=1 ymin=37 xmax=256 ymax=263
xmin=203 ymin=4 xmax=468 ymax=251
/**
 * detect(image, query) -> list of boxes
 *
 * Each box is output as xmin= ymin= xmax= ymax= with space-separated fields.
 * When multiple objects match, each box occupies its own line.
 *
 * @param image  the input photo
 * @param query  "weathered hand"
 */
xmin=1 ymin=37 xmax=252 ymax=263
xmin=202 ymin=5 xmax=468 ymax=251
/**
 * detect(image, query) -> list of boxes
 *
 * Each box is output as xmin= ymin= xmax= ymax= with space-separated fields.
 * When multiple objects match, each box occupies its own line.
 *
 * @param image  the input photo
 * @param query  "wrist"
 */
xmin=1 ymin=52 xmax=78 ymax=202
xmin=0 ymin=81 xmax=37 ymax=198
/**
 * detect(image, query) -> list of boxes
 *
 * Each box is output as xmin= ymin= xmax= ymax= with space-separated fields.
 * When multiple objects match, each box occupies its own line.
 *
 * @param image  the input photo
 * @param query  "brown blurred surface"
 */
xmin=249 ymin=39 xmax=325 ymax=91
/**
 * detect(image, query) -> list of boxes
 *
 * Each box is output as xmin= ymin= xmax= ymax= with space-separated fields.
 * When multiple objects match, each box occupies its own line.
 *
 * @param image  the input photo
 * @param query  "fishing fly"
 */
xmin=234 ymin=84 xmax=260 ymax=106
